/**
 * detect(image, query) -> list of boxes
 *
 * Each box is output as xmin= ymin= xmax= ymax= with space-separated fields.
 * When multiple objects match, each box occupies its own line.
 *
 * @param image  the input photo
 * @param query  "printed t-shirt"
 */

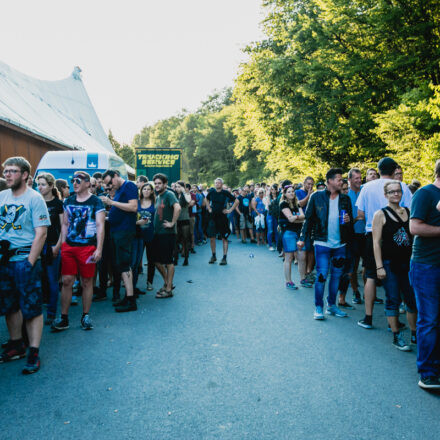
xmin=108 ymin=180 xmax=138 ymax=232
xmin=46 ymin=197 xmax=64 ymax=246
xmin=154 ymin=190 xmax=179 ymax=235
xmin=0 ymin=188 xmax=50 ymax=261
xmin=410 ymin=184 xmax=440 ymax=266
xmin=138 ymin=202 xmax=155 ymax=243
xmin=64 ymin=194 xmax=105 ymax=247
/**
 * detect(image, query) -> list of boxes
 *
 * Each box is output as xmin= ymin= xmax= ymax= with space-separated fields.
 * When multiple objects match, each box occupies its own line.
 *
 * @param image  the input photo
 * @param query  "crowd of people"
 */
xmin=0 ymin=155 xmax=439 ymax=392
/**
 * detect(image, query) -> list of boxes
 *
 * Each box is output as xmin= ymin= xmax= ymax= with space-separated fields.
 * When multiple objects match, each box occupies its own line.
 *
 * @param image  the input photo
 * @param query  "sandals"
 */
xmin=155 ymin=290 xmax=173 ymax=299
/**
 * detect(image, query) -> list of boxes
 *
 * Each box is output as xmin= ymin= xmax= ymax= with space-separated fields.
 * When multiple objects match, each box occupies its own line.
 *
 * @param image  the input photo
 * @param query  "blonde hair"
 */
xmin=37 ymin=172 xmax=60 ymax=199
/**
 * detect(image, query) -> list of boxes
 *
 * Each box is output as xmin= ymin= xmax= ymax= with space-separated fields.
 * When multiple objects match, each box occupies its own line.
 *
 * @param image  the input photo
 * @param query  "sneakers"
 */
xmin=44 ymin=315 xmax=55 ymax=326
xmin=51 ymin=316 xmax=69 ymax=332
xmin=352 ymin=291 xmax=363 ymax=304
xmin=71 ymin=295 xmax=79 ymax=306
xmin=209 ymin=255 xmax=217 ymax=264
xmin=392 ymin=332 xmax=411 ymax=351
xmin=374 ymin=297 xmax=384 ymax=305
xmin=219 ymin=256 xmax=227 ymax=266
xmin=146 ymin=282 xmax=154 ymax=291
xmin=411 ymin=333 xmax=417 ymax=345
xmin=190 ymin=248 xmax=196 ymax=254
xmin=92 ymin=292 xmax=107 ymax=302
xmin=300 ymin=279 xmax=313 ymax=288
xmin=314 ymin=306 xmax=325 ymax=320
xmin=0 ymin=340 xmax=26 ymax=363
xmin=114 ymin=295 xmax=127 ymax=308
xmin=80 ymin=314 xmax=93 ymax=330
xmin=250 ymin=239 xmax=257 ymax=244
xmin=357 ymin=318 xmax=373 ymax=329
xmin=305 ymin=273 xmax=316 ymax=283
xmin=326 ymin=305 xmax=348 ymax=318
xmin=286 ymin=281 xmax=298 ymax=290
xmin=268 ymin=246 xmax=275 ymax=251
xmin=115 ymin=298 xmax=137 ymax=313
xmin=182 ymin=258 xmax=189 ymax=266
xmin=418 ymin=376 xmax=440 ymax=390
xmin=399 ymin=302 xmax=406 ymax=314
xmin=22 ymin=351 xmax=40 ymax=375
xmin=338 ymin=301 xmax=354 ymax=310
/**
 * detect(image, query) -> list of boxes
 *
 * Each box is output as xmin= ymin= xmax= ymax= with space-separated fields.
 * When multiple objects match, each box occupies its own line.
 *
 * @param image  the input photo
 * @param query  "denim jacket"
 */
xmin=299 ymin=190 xmax=354 ymax=244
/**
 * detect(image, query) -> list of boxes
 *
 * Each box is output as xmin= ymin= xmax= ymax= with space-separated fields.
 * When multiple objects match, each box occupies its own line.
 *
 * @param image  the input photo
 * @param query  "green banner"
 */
xmin=135 ymin=148 xmax=181 ymax=182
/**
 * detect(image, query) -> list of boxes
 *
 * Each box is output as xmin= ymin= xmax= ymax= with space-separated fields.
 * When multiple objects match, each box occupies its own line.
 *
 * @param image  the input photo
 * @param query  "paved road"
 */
xmin=1 ymin=239 xmax=440 ymax=439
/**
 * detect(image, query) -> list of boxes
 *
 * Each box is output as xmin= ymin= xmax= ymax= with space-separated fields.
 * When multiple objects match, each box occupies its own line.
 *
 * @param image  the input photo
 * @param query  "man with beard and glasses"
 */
xmin=0 ymin=157 xmax=49 ymax=374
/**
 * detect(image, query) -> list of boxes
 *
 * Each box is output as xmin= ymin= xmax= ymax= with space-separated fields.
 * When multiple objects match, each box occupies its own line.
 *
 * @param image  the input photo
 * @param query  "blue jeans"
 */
xmin=266 ymin=214 xmax=278 ymax=246
xmin=131 ymin=237 xmax=144 ymax=289
xmin=194 ymin=212 xmax=204 ymax=243
xmin=409 ymin=261 xmax=440 ymax=378
xmin=314 ymin=245 xmax=346 ymax=308
xmin=228 ymin=211 xmax=236 ymax=235
xmin=382 ymin=260 xmax=416 ymax=317
xmin=45 ymin=252 xmax=61 ymax=318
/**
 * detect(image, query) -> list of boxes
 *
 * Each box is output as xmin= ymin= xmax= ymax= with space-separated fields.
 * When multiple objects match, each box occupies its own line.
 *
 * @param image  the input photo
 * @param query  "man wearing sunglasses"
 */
xmin=51 ymin=171 xmax=105 ymax=332
xmin=0 ymin=156 xmax=50 ymax=374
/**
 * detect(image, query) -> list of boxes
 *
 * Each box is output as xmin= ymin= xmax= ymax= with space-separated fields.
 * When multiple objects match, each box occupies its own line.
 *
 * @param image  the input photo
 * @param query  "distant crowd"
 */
xmin=1 ymin=155 xmax=440 ymax=392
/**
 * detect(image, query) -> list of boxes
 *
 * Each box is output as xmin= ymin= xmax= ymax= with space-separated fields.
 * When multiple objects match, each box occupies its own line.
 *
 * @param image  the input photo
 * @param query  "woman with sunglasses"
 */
xmin=372 ymin=180 xmax=417 ymax=351
xmin=36 ymin=173 xmax=63 ymax=325
xmin=174 ymin=181 xmax=191 ymax=266
xmin=279 ymin=185 xmax=307 ymax=289
xmin=132 ymin=183 xmax=156 ymax=293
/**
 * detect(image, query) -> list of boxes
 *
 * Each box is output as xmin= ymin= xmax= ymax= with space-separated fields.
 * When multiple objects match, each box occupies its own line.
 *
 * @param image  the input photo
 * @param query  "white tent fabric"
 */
xmin=0 ymin=61 xmax=114 ymax=154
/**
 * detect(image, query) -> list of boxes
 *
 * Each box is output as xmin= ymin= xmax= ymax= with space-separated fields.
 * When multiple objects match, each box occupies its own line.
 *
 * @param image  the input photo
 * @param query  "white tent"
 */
xmin=0 ymin=61 xmax=114 ymax=154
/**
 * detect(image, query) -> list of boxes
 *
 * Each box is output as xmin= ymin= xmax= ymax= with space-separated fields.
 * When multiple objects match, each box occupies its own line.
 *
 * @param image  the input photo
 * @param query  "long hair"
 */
xmin=280 ymin=184 xmax=299 ymax=211
xmin=139 ymin=183 xmax=156 ymax=204
xmin=37 ymin=173 xmax=60 ymax=199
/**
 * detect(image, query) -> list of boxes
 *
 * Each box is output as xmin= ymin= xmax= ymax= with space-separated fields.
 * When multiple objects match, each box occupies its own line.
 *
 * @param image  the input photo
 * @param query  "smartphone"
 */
xmin=86 ymin=255 xmax=95 ymax=264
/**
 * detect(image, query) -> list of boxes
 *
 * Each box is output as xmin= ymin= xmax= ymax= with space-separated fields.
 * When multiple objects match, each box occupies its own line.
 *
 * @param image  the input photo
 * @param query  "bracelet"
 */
xmin=376 ymin=267 xmax=384 ymax=270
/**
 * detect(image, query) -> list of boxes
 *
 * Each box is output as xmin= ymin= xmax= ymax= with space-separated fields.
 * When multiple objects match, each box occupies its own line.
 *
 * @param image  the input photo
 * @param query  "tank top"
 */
xmin=255 ymin=197 xmax=265 ymax=214
xmin=381 ymin=206 xmax=412 ymax=266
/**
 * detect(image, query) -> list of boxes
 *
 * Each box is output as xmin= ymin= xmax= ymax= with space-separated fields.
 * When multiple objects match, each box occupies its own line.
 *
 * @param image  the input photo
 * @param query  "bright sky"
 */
xmin=1 ymin=0 xmax=264 ymax=144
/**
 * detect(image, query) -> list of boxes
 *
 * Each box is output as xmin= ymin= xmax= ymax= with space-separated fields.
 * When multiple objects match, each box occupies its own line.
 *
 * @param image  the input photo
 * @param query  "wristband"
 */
xmin=376 ymin=267 xmax=384 ymax=270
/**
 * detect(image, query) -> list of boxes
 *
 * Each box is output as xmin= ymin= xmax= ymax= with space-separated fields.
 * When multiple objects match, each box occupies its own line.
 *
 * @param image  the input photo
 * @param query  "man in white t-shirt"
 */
xmin=356 ymin=157 xmax=412 ymax=329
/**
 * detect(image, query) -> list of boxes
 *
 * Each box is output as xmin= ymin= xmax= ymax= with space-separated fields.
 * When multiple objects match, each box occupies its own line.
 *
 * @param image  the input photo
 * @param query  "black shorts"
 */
xmin=111 ymin=230 xmax=135 ymax=274
xmin=152 ymin=234 xmax=176 ymax=265
xmin=207 ymin=213 xmax=230 ymax=239
xmin=352 ymin=233 xmax=366 ymax=260
xmin=364 ymin=233 xmax=377 ymax=280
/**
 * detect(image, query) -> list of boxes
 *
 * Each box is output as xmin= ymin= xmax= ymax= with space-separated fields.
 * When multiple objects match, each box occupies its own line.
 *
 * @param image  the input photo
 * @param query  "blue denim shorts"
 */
xmin=0 ymin=259 xmax=43 ymax=320
xmin=282 ymin=230 xmax=299 ymax=253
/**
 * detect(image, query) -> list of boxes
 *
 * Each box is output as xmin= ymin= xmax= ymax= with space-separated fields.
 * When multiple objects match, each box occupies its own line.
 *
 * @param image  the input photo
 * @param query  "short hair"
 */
xmin=304 ymin=176 xmax=314 ymax=183
xmin=0 ymin=177 xmax=7 ymax=191
xmin=215 ymin=177 xmax=224 ymax=184
xmin=153 ymin=173 xmax=168 ymax=183
xmin=185 ymin=183 xmax=191 ymax=190
xmin=74 ymin=170 xmax=91 ymax=181
xmin=2 ymin=156 xmax=31 ymax=176
xmin=56 ymin=178 xmax=68 ymax=192
xmin=348 ymin=168 xmax=362 ymax=179
xmin=378 ymin=157 xmax=398 ymax=177
xmin=93 ymin=172 xmax=103 ymax=179
xmin=102 ymin=169 xmax=120 ymax=181
xmin=436 ymin=159 xmax=440 ymax=178
xmin=137 ymin=175 xmax=148 ymax=183
xmin=326 ymin=168 xmax=343 ymax=181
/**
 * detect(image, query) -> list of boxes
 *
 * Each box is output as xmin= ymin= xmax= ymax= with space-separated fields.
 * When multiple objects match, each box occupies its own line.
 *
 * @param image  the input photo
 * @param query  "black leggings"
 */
xmin=175 ymin=221 xmax=191 ymax=260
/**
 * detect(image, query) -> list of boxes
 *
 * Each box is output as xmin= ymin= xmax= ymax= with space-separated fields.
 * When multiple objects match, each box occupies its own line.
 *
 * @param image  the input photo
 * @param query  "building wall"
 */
xmin=0 ymin=124 xmax=68 ymax=176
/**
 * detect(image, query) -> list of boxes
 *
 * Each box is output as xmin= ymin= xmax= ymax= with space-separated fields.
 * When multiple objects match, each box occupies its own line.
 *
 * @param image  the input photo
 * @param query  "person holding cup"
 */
xmin=297 ymin=168 xmax=354 ymax=320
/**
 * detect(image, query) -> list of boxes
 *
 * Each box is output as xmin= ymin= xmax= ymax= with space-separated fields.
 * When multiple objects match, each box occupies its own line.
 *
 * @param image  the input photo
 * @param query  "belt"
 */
xmin=10 ymin=246 xmax=32 ymax=256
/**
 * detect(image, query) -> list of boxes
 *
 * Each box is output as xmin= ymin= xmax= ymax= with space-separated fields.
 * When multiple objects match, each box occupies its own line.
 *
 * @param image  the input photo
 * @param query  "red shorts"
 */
xmin=61 ymin=242 xmax=96 ymax=278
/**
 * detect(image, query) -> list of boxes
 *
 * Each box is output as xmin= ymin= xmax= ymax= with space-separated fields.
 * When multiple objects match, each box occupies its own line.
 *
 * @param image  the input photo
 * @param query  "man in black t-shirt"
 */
xmin=204 ymin=178 xmax=239 ymax=265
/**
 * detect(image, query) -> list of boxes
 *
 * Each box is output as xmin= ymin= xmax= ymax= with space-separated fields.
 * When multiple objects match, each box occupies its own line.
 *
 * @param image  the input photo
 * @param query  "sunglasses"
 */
xmin=71 ymin=177 xmax=88 ymax=185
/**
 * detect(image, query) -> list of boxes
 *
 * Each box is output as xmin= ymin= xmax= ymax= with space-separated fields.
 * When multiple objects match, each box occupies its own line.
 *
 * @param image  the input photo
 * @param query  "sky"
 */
xmin=1 ymin=0 xmax=265 ymax=144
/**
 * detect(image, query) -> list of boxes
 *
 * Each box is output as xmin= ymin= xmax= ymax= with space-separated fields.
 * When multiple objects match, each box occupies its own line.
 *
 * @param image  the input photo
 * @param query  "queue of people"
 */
xmin=0 ymin=155 xmax=439 ymax=393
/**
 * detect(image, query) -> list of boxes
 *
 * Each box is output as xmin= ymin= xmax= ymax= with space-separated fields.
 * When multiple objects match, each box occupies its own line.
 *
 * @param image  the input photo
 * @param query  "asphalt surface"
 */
xmin=1 ymin=238 xmax=440 ymax=440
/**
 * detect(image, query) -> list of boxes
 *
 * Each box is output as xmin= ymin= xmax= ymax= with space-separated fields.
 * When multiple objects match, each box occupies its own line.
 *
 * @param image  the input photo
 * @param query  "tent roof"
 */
xmin=0 ymin=61 xmax=114 ymax=154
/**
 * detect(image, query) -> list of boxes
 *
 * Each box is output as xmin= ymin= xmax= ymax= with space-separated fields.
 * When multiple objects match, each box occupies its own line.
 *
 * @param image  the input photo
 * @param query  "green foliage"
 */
xmin=108 ymin=130 xmax=135 ymax=168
